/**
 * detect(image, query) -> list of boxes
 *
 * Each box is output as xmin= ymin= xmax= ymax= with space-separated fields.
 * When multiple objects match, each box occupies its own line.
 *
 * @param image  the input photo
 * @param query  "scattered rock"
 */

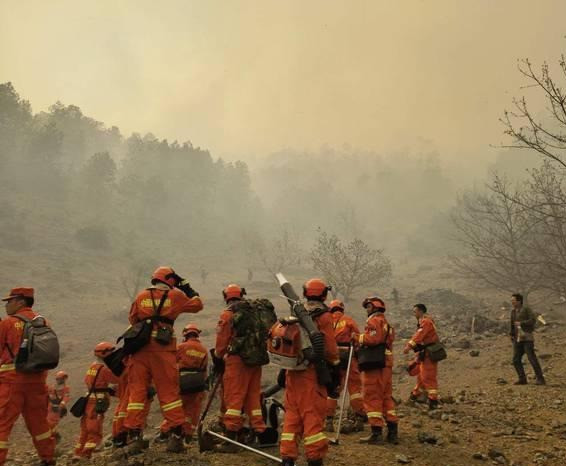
xmin=472 ymin=452 xmax=488 ymax=460
xmin=396 ymin=454 xmax=411 ymax=464
xmin=417 ymin=431 xmax=438 ymax=444
xmin=469 ymin=350 xmax=480 ymax=357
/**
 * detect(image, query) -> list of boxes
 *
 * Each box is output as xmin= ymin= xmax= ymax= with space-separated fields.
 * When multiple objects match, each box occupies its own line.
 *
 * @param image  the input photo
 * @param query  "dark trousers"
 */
xmin=512 ymin=341 xmax=543 ymax=381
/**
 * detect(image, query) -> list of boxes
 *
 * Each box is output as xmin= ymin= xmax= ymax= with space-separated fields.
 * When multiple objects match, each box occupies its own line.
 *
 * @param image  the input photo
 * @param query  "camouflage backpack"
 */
xmin=228 ymin=299 xmax=275 ymax=367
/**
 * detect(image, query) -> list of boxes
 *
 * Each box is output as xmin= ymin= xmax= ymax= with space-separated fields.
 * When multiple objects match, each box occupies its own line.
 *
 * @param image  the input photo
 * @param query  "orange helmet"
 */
xmin=94 ymin=341 xmax=115 ymax=358
xmin=151 ymin=266 xmax=178 ymax=287
xmin=363 ymin=296 xmax=386 ymax=311
xmin=329 ymin=299 xmax=345 ymax=312
xmin=222 ymin=284 xmax=246 ymax=302
xmin=303 ymin=278 xmax=331 ymax=301
xmin=55 ymin=370 xmax=68 ymax=380
xmin=182 ymin=323 xmax=201 ymax=338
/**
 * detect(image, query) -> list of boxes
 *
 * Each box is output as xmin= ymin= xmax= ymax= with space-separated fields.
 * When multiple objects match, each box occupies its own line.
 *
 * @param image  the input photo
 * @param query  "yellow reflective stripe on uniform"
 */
xmin=304 ymin=432 xmax=326 ymax=445
xmin=84 ymin=442 xmax=97 ymax=448
xmin=350 ymin=393 xmax=362 ymax=400
xmin=0 ymin=364 xmax=15 ymax=372
xmin=161 ymin=400 xmax=182 ymax=412
xmin=280 ymin=433 xmax=295 ymax=441
xmin=225 ymin=408 xmax=243 ymax=417
xmin=408 ymin=340 xmax=416 ymax=347
xmin=387 ymin=410 xmax=397 ymax=416
xmin=35 ymin=430 xmax=52 ymax=441
xmin=141 ymin=298 xmax=172 ymax=308
xmin=127 ymin=403 xmax=145 ymax=411
xmin=118 ymin=412 xmax=127 ymax=418
xmin=385 ymin=349 xmax=392 ymax=355
xmin=367 ymin=411 xmax=383 ymax=418
xmin=186 ymin=349 xmax=206 ymax=358
xmin=428 ymin=389 xmax=438 ymax=394
xmin=0 ymin=441 xmax=8 ymax=449
xmin=251 ymin=409 xmax=262 ymax=417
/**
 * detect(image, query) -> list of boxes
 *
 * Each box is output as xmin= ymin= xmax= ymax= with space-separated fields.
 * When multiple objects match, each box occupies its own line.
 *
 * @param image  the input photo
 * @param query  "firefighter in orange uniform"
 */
xmin=161 ymin=323 xmax=208 ymax=444
xmin=356 ymin=296 xmax=398 ymax=444
xmin=280 ymin=279 xmax=341 ymax=466
xmin=124 ymin=266 xmax=203 ymax=453
xmin=0 ymin=287 xmax=56 ymax=466
xmin=47 ymin=371 xmax=71 ymax=438
xmin=404 ymin=303 xmax=440 ymax=409
xmin=325 ymin=300 xmax=365 ymax=433
xmin=73 ymin=342 xmax=119 ymax=460
xmin=214 ymin=284 xmax=267 ymax=450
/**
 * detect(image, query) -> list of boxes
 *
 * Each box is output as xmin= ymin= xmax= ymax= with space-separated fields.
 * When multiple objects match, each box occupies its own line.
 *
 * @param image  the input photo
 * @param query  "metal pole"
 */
xmin=330 ymin=345 xmax=354 ymax=445
xmin=205 ymin=430 xmax=283 ymax=463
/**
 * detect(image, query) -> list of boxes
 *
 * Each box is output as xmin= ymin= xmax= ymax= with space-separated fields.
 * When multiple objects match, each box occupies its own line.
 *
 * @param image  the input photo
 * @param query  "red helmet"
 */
xmin=94 ymin=341 xmax=115 ymax=358
xmin=303 ymin=278 xmax=331 ymax=301
xmin=55 ymin=370 xmax=68 ymax=380
xmin=222 ymin=284 xmax=246 ymax=302
xmin=363 ymin=296 xmax=386 ymax=311
xmin=151 ymin=266 xmax=178 ymax=287
xmin=329 ymin=299 xmax=345 ymax=312
xmin=183 ymin=323 xmax=201 ymax=338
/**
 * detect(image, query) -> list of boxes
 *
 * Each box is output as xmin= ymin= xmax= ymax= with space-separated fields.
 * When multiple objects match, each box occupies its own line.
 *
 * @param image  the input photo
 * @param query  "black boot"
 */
xmin=307 ymin=460 xmax=323 ymax=466
xmin=386 ymin=422 xmax=399 ymax=444
xmin=514 ymin=377 xmax=527 ymax=385
xmin=127 ymin=429 xmax=145 ymax=456
xmin=359 ymin=426 xmax=383 ymax=444
xmin=154 ymin=430 xmax=170 ymax=444
xmin=166 ymin=426 xmax=185 ymax=453
xmin=112 ymin=432 xmax=127 ymax=449
xmin=217 ymin=429 xmax=239 ymax=453
xmin=256 ymin=428 xmax=279 ymax=447
xmin=281 ymin=459 xmax=295 ymax=466
xmin=428 ymin=399 xmax=439 ymax=410
xmin=535 ymin=376 xmax=546 ymax=385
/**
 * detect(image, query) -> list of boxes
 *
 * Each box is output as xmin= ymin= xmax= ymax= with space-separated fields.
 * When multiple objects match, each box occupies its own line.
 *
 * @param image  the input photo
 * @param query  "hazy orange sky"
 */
xmin=1 ymin=0 xmax=565 ymax=160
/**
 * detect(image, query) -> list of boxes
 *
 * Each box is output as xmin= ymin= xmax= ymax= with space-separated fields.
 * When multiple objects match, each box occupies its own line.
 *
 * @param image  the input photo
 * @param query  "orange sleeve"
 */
xmin=214 ymin=311 xmax=233 ymax=358
xmin=408 ymin=318 xmax=434 ymax=348
xmin=318 ymin=312 xmax=340 ymax=366
xmin=359 ymin=315 xmax=387 ymax=346
xmin=128 ymin=300 xmax=139 ymax=325
xmin=170 ymin=290 xmax=203 ymax=316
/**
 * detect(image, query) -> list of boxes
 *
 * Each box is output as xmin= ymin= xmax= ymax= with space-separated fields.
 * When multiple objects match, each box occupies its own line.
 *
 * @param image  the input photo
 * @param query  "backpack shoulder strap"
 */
xmin=149 ymin=289 xmax=169 ymax=317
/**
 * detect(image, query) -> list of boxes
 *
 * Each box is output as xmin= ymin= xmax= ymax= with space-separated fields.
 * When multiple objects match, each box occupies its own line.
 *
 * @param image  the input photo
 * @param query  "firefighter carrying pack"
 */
xmin=227 ymin=299 xmax=273 ymax=367
xmin=268 ymin=317 xmax=309 ymax=370
xmin=8 ymin=315 xmax=60 ymax=373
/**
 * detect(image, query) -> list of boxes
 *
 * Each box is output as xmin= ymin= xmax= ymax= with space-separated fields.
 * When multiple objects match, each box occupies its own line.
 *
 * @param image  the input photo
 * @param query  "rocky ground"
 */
xmin=6 ymin=311 xmax=566 ymax=466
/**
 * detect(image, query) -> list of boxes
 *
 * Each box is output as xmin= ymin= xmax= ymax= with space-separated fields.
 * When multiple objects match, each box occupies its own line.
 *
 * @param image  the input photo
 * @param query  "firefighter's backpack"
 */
xmin=228 ymin=300 xmax=270 ymax=367
xmin=11 ymin=315 xmax=59 ymax=373
xmin=267 ymin=317 xmax=309 ymax=370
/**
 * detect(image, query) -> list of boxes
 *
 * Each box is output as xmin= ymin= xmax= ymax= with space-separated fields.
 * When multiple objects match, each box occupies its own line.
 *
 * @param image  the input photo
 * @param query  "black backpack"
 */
xmin=9 ymin=315 xmax=59 ymax=373
xmin=227 ymin=299 xmax=272 ymax=367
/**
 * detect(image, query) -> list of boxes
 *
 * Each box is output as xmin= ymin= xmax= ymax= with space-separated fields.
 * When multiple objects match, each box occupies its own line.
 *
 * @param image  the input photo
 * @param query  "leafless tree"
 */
xmin=501 ymin=56 xmax=566 ymax=168
xmin=310 ymin=230 xmax=392 ymax=302
xmin=258 ymin=227 xmax=302 ymax=278
xmin=120 ymin=256 xmax=157 ymax=301
xmin=450 ymin=174 xmax=543 ymax=299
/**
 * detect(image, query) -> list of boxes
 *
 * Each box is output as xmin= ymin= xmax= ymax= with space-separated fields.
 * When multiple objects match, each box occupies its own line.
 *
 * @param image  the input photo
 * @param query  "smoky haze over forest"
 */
xmin=1 ymin=1 xmax=566 ymax=306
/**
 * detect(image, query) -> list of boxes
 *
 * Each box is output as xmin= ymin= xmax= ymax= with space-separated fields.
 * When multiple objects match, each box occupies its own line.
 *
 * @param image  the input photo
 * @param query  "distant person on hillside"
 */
xmin=47 ymin=371 xmax=71 ymax=440
xmin=510 ymin=293 xmax=545 ymax=385
xmin=0 ymin=287 xmax=56 ymax=466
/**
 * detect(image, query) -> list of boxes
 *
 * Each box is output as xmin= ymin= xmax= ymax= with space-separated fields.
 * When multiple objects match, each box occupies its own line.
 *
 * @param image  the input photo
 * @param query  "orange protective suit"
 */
xmin=280 ymin=304 xmax=340 ymax=463
xmin=124 ymin=284 xmax=203 ymax=432
xmin=0 ymin=308 xmax=55 ymax=466
xmin=326 ymin=311 xmax=364 ymax=417
xmin=408 ymin=315 xmax=439 ymax=401
xmin=47 ymin=383 xmax=71 ymax=431
xmin=161 ymin=336 xmax=208 ymax=436
xmin=358 ymin=311 xmax=397 ymax=427
xmin=74 ymin=362 xmax=118 ymax=458
xmin=216 ymin=306 xmax=265 ymax=433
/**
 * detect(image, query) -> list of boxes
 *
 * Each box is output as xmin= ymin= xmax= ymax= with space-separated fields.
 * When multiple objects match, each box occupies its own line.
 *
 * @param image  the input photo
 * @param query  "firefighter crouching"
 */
xmin=355 ymin=296 xmax=398 ymax=445
xmin=326 ymin=299 xmax=366 ymax=433
xmin=404 ymin=303 xmax=441 ymax=409
xmin=122 ymin=266 xmax=203 ymax=454
xmin=269 ymin=278 xmax=341 ymax=466
xmin=73 ymin=342 xmax=119 ymax=460
xmin=0 ymin=287 xmax=57 ymax=466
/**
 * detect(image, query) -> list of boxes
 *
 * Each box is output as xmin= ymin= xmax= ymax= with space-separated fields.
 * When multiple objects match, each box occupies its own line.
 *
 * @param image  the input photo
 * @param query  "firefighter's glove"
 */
xmin=277 ymin=369 xmax=287 ymax=388
xmin=177 ymin=279 xmax=199 ymax=298
xmin=147 ymin=386 xmax=157 ymax=400
xmin=211 ymin=349 xmax=225 ymax=375
xmin=59 ymin=405 xmax=68 ymax=417
xmin=327 ymin=364 xmax=341 ymax=399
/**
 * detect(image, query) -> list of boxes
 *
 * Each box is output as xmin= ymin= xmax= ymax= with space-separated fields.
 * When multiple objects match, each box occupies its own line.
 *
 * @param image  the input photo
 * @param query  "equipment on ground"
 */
xmin=204 ymin=430 xmax=282 ymax=463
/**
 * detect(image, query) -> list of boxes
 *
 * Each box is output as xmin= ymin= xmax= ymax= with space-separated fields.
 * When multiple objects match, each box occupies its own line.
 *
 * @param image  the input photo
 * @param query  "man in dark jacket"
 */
xmin=510 ymin=293 xmax=545 ymax=385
